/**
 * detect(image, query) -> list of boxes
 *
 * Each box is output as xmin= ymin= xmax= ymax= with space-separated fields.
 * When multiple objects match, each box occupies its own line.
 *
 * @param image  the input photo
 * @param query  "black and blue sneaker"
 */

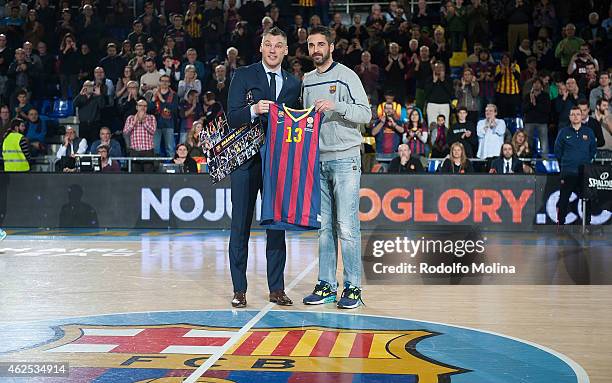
xmin=337 ymin=283 xmax=364 ymax=309
xmin=303 ymin=280 xmax=337 ymax=305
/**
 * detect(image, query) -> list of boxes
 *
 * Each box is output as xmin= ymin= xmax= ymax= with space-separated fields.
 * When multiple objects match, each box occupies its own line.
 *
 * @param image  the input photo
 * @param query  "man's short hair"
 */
xmin=570 ymin=105 xmax=581 ymax=113
xmin=107 ymin=43 xmax=117 ymax=50
xmin=96 ymin=144 xmax=110 ymax=152
xmin=577 ymin=98 xmax=589 ymax=107
xmin=308 ymin=26 xmax=333 ymax=44
xmin=10 ymin=118 xmax=24 ymax=130
xmin=596 ymin=97 xmax=609 ymax=107
xmin=437 ymin=114 xmax=446 ymax=120
xmin=159 ymin=74 xmax=171 ymax=81
xmin=263 ymin=26 xmax=288 ymax=42
xmin=457 ymin=106 xmax=468 ymax=113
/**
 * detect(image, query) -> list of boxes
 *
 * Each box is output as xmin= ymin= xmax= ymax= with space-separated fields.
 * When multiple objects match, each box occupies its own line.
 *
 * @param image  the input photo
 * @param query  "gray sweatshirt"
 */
xmin=302 ymin=62 xmax=372 ymax=161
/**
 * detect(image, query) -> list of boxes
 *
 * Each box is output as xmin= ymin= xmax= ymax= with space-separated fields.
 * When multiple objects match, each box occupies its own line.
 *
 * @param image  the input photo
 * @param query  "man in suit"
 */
xmin=489 ymin=143 xmax=524 ymax=174
xmin=226 ymin=27 xmax=301 ymax=308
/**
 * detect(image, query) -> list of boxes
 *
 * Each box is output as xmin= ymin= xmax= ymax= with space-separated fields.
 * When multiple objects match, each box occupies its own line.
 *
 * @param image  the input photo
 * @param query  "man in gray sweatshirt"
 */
xmin=301 ymin=26 xmax=372 ymax=309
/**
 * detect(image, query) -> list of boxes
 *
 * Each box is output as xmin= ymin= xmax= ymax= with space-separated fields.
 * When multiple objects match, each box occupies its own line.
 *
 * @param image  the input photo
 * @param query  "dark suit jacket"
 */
xmin=227 ymin=61 xmax=301 ymax=169
xmin=490 ymin=156 xmax=524 ymax=174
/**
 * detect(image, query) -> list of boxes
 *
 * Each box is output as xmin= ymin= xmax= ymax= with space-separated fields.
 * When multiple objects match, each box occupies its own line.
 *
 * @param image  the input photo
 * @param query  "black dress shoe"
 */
xmin=232 ymin=292 xmax=246 ymax=308
xmin=269 ymin=290 xmax=293 ymax=306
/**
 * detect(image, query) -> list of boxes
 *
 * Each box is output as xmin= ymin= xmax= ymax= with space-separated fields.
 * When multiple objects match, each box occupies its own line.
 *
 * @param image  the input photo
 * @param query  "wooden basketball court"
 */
xmin=0 ymin=229 xmax=610 ymax=383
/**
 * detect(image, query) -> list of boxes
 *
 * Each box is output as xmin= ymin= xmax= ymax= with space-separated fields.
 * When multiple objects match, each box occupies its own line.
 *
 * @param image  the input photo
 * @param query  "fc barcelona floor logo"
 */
xmin=0 ymin=311 xmax=587 ymax=383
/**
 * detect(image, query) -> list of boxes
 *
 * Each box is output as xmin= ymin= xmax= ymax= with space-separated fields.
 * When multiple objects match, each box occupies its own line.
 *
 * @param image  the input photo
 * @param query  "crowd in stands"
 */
xmin=0 ymin=0 xmax=610 ymax=173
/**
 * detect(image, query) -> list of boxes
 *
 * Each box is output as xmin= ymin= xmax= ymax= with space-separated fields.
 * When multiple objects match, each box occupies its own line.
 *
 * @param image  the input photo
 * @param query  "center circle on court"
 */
xmin=0 ymin=310 xmax=586 ymax=383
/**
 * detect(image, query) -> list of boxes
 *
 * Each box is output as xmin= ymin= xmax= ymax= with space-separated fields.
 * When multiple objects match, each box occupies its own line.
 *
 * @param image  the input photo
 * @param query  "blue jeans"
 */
xmin=154 ymin=127 xmax=176 ymax=157
xmin=318 ymin=156 xmax=362 ymax=289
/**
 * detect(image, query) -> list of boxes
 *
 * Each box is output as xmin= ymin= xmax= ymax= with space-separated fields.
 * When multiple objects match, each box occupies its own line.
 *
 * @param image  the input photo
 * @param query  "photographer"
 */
xmin=371 ymin=103 xmax=405 ymax=155
xmin=73 ymin=80 xmax=104 ymax=144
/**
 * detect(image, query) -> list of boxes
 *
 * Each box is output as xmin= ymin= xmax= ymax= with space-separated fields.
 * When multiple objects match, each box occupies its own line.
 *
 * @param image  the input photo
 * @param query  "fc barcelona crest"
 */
xmin=329 ymin=85 xmax=336 ymax=94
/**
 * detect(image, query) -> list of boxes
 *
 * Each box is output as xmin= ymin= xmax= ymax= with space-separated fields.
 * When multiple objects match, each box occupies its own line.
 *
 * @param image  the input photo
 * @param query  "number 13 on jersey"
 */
xmin=261 ymin=103 xmax=322 ymax=230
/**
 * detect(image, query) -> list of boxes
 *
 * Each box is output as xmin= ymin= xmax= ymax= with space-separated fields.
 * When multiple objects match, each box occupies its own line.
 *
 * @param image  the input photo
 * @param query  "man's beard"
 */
xmin=312 ymin=51 xmax=331 ymax=67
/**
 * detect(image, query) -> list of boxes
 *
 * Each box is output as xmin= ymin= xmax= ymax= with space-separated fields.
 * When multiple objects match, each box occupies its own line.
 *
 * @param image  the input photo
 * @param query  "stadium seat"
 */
xmin=428 ymin=159 xmax=443 ymax=173
xmin=535 ymin=159 xmax=560 ymax=174
xmin=47 ymin=99 xmax=74 ymax=119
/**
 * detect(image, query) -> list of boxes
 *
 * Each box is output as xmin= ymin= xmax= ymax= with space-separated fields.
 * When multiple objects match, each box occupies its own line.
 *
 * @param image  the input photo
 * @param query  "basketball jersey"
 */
xmin=261 ymin=103 xmax=321 ymax=230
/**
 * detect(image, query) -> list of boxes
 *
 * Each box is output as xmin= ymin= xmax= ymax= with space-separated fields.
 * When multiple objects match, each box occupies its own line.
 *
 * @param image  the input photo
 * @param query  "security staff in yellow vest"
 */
xmin=1 ymin=118 xmax=30 ymax=172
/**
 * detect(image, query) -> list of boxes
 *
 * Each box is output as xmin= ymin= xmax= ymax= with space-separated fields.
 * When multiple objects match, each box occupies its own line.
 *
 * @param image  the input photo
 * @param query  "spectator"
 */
xmin=506 ymin=0 xmax=530 ymax=55
xmin=100 ymin=43 xmax=127 ymax=84
xmin=24 ymin=9 xmax=44 ymax=47
xmin=88 ymin=126 xmax=122 ymax=157
xmin=179 ymin=89 xmax=202 ymax=144
xmin=223 ymin=46 xmax=240 ymax=80
xmin=128 ymin=19 xmax=150 ymax=48
xmin=580 ymin=12 xmax=606 ymax=54
xmin=7 ymin=48 xmax=32 ymax=100
xmin=119 ymin=40 xmax=133 ymax=61
xmin=523 ymin=77 xmax=551 ymax=157
xmin=348 ymin=13 xmax=367 ymax=46
xmin=207 ymin=64 xmax=229 ymax=111
xmin=129 ymin=43 xmax=147 ymax=79
xmin=532 ymin=0 xmax=556 ymax=36
xmin=388 ymin=143 xmax=424 ymax=173
xmin=93 ymin=67 xmax=115 ymax=106
xmin=554 ymin=24 xmax=585 ymax=69
xmin=413 ymin=45 xmax=432 ymax=110
xmin=172 ymin=143 xmax=197 ymax=173
xmin=567 ymin=43 xmax=599 ymax=85
xmin=371 ymin=102 xmax=405 ymax=156
xmin=456 ymin=67 xmax=480 ymax=123
xmin=578 ymin=63 xmax=599 ymax=97
xmin=520 ymin=57 xmax=538 ymax=84
xmin=185 ymin=120 xmax=204 ymax=158
xmin=96 ymin=143 xmax=120 ymax=172
xmin=34 ymin=0 xmax=55 ymax=40
xmin=448 ymin=107 xmax=477 ymax=158
xmin=466 ymin=0 xmax=488 ymax=51
xmin=424 ymin=62 xmax=452 ymax=127
xmin=1 ymin=118 xmax=29 ymax=172
xmin=177 ymin=64 xmax=201 ymax=99
xmin=431 ymin=26 xmax=450 ymax=69
xmin=180 ymin=48 xmax=206 ymax=81
xmin=2 ymin=7 xmax=25 ymax=49
xmin=598 ymin=113 xmax=612 ymax=157
xmin=0 ymin=34 xmax=10 ymax=101
xmin=25 ymin=108 xmax=45 ymax=156
xmin=489 ymin=142 xmax=524 ymax=174
xmin=514 ymin=38 xmax=532 ymax=70
xmin=118 ymin=80 xmax=138 ymax=118
xmin=139 ymin=58 xmax=161 ymax=98
xmin=77 ymin=43 xmax=97 ymax=84
xmin=56 ymin=8 xmax=76 ymax=42
xmin=13 ymin=88 xmax=32 ymax=119
xmin=0 ymin=105 xmax=10 ymax=138
xmin=343 ymin=38 xmax=363 ymax=71
xmin=532 ymin=29 xmax=555 ymax=70
xmin=429 ymin=114 xmax=449 ymax=158
xmin=438 ymin=142 xmax=473 ymax=173
xmin=477 ymin=104 xmax=506 ymax=159
xmin=383 ymin=42 xmax=406 ymax=104
xmin=165 ymin=14 xmax=191 ymax=59
xmin=413 ymin=0 xmax=433 ymax=29
xmin=77 ymin=4 xmax=102 ymax=53
xmin=36 ymin=41 xmax=56 ymax=98
xmin=149 ymin=74 xmax=177 ymax=156
xmin=593 ymin=98 xmax=610 ymax=152
xmin=402 ymin=108 xmax=428 ymax=157
xmin=355 ymin=50 xmax=379 ymax=104
xmin=470 ymin=49 xmax=495 ymax=116
xmin=58 ymin=33 xmax=79 ymax=99
xmin=158 ymin=55 xmax=181 ymax=88
xmin=555 ymin=77 xmax=583 ymax=128
xmin=123 ymin=99 xmax=156 ymax=172
xmin=554 ymin=106 xmax=596 ymax=225
xmin=115 ymin=66 xmax=136 ymax=100
xmin=445 ymin=0 xmax=466 ymax=52
xmin=511 ymin=130 xmax=533 ymax=158
xmin=225 ymin=0 xmax=240 ymax=34
xmin=589 ymin=72 xmax=611 ymax=113
xmin=73 ymin=80 xmax=105 ymax=144
xmin=201 ymin=91 xmax=222 ymax=127
xmin=578 ymin=99 xmax=605 ymax=147
xmin=494 ymin=53 xmax=521 ymax=119
xmin=55 ymin=125 xmax=87 ymax=172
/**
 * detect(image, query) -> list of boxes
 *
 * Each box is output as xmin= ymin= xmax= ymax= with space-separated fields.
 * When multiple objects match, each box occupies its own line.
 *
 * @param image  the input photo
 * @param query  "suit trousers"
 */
xmin=229 ymin=155 xmax=286 ymax=293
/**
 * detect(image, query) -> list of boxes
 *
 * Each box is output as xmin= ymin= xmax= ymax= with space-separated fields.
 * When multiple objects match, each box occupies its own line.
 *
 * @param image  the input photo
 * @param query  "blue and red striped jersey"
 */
xmin=261 ymin=103 xmax=321 ymax=230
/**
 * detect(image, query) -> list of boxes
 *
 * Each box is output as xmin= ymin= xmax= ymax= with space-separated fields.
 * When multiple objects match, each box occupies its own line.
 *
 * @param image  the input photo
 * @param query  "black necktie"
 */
xmin=505 ymin=162 xmax=510 ymax=174
xmin=268 ymin=72 xmax=277 ymax=102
